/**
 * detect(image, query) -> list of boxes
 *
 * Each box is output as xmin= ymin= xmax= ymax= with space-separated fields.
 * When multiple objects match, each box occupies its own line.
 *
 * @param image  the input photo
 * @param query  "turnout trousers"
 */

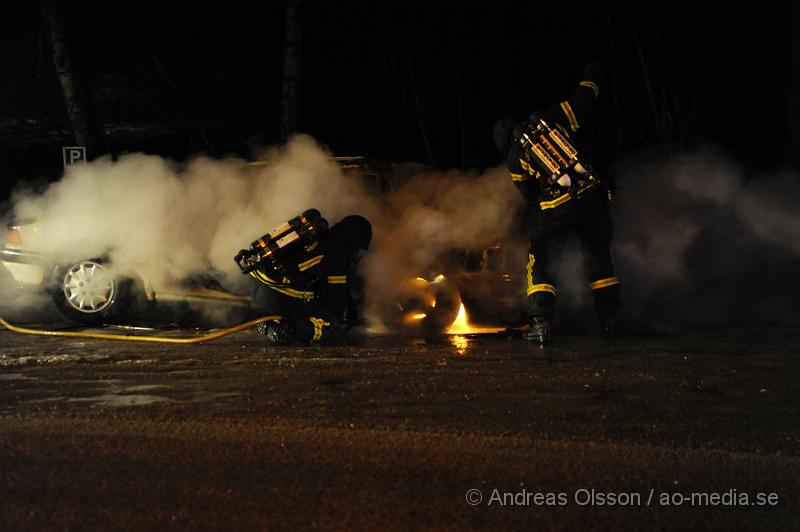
xmin=250 ymin=280 xmax=344 ymax=342
xmin=527 ymin=189 xmax=621 ymax=321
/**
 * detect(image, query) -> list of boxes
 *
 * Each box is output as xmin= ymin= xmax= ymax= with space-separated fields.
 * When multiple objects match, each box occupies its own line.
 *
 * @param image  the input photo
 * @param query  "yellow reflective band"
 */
xmin=539 ymin=193 xmax=572 ymax=210
xmin=510 ymin=172 xmax=528 ymax=182
xmin=528 ymin=283 xmax=556 ymax=296
xmin=327 ymin=275 xmax=347 ymax=284
xmin=297 ymin=254 xmax=324 ymax=271
xmin=250 ymin=270 xmax=315 ymax=299
xmin=272 ymin=286 xmax=315 ymax=299
xmin=590 ymin=277 xmax=620 ymax=290
xmin=309 ymin=317 xmax=330 ymax=341
xmin=560 ymin=101 xmax=579 ymax=132
xmin=526 ymin=253 xmax=535 ymax=295
xmin=253 ymin=270 xmax=276 ymax=284
xmin=579 ymin=81 xmax=599 ymax=97
xmin=250 ymin=270 xmax=272 ymax=283
xmin=284 ymin=287 xmax=315 ymax=299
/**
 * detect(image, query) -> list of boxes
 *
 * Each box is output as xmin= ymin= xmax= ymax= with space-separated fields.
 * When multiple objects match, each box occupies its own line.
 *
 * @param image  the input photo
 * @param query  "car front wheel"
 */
xmin=52 ymin=260 xmax=136 ymax=325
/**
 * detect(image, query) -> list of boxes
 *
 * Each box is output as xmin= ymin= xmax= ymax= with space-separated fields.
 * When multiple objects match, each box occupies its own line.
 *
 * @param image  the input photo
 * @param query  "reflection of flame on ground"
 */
xmin=446 ymin=303 xmax=505 ymax=335
xmin=450 ymin=334 xmax=469 ymax=356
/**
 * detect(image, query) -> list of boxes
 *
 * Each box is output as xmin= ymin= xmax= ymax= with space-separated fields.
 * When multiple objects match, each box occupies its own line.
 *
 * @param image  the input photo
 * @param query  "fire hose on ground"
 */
xmin=0 ymin=314 xmax=281 ymax=344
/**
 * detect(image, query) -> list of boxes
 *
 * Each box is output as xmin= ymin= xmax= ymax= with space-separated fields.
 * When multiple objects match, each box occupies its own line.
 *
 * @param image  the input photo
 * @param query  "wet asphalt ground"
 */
xmin=1 ymin=309 xmax=799 ymax=530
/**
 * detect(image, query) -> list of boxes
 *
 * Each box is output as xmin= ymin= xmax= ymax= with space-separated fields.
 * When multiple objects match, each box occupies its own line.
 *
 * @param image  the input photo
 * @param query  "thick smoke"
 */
xmin=4 ymin=137 xmax=797 ymax=331
xmin=3 ymin=135 xmax=523 ymax=326
xmin=10 ymin=136 xmax=379 ymax=291
xmin=361 ymin=166 xmax=525 ymax=322
xmin=611 ymin=147 xmax=800 ymax=330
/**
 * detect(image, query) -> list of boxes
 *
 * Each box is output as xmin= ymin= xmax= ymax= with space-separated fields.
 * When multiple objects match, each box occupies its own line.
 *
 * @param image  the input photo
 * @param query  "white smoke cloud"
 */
xmin=10 ymin=136 xmax=380 ymax=290
xmin=4 ymin=135 xmax=524 ymax=327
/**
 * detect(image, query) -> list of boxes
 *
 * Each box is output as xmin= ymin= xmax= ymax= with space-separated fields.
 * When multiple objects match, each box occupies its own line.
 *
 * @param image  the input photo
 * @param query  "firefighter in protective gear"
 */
xmin=248 ymin=214 xmax=372 ymax=344
xmin=499 ymin=63 xmax=621 ymax=343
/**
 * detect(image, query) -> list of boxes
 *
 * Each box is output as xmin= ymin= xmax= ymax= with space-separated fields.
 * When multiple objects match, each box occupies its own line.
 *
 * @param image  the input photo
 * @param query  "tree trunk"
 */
xmin=42 ymin=2 xmax=97 ymax=156
xmin=280 ymin=0 xmax=303 ymax=141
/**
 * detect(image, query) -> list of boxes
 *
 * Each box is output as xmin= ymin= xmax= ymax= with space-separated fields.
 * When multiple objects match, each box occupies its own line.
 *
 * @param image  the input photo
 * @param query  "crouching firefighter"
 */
xmin=494 ymin=62 xmax=621 ymax=343
xmin=235 ymin=209 xmax=372 ymax=344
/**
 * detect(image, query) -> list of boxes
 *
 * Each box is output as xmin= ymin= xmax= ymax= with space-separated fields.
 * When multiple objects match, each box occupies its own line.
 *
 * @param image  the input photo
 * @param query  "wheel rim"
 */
xmin=62 ymin=261 xmax=116 ymax=313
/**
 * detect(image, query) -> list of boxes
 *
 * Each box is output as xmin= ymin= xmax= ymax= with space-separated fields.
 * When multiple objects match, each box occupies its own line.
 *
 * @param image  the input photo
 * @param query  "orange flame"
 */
xmin=446 ymin=303 xmax=505 ymax=334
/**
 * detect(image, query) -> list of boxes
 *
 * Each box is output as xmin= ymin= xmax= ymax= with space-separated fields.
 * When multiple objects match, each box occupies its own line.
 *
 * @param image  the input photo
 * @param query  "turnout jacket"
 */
xmin=249 ymin=234 xmax=350 ymax=322
xmin=507 ymin=75 xmax=603 ymax=211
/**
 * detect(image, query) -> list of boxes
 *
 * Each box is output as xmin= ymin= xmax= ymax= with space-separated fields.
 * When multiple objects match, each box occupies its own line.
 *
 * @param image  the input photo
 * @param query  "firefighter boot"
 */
xmin=524 ymin=317 xmax=552 ymax=344
xmin=256 ymin=319 xmax=295 ymax=345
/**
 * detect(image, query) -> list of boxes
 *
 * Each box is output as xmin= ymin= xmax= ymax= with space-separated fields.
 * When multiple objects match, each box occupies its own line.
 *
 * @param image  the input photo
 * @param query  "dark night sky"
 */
xmin=0 ymin=1 xmax=796 ymax=199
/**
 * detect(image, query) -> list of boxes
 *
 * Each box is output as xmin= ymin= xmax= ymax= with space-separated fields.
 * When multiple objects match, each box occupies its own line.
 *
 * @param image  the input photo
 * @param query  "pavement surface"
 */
xmin=1 ymin=313 xmax=799 ymax=530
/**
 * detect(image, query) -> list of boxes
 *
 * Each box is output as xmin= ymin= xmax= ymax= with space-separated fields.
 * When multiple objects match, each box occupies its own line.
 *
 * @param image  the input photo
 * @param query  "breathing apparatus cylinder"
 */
xmin=516 ymin=116 xmax=588 ymax=185
xmin=235 ymin=209 xmax=328 ymax=273
xmin=514 ymin=115 xmax=600 ymax=196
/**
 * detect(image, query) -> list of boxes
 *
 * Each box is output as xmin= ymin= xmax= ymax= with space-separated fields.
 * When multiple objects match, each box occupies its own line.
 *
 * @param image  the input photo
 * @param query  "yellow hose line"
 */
xmin=0 ymin=315 xmax=281 ymax=344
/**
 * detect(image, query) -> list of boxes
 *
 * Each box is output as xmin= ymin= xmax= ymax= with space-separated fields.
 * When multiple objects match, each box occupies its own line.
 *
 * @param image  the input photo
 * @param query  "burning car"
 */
xmin=1 ymin=156 xmax=527 ymax=331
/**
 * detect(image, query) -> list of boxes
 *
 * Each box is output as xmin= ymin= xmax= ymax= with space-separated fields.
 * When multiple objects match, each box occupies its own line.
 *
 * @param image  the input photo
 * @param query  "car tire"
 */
xmin=395 ymin=276 xmax=462 ymax=334
xmin=51 ymin=259 xmax=139 ymax=326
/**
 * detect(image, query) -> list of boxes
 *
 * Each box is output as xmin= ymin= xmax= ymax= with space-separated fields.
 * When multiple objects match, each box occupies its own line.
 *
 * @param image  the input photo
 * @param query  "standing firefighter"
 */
xmin=235 ymin=210 xmax=372 ymax=344
xmin=496 ymin=63 xmax=621 ymax=343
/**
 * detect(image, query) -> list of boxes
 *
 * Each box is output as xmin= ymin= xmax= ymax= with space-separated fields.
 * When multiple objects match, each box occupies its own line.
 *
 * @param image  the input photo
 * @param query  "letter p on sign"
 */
xmin=63 ymin=146 xmax=87 ymax=167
